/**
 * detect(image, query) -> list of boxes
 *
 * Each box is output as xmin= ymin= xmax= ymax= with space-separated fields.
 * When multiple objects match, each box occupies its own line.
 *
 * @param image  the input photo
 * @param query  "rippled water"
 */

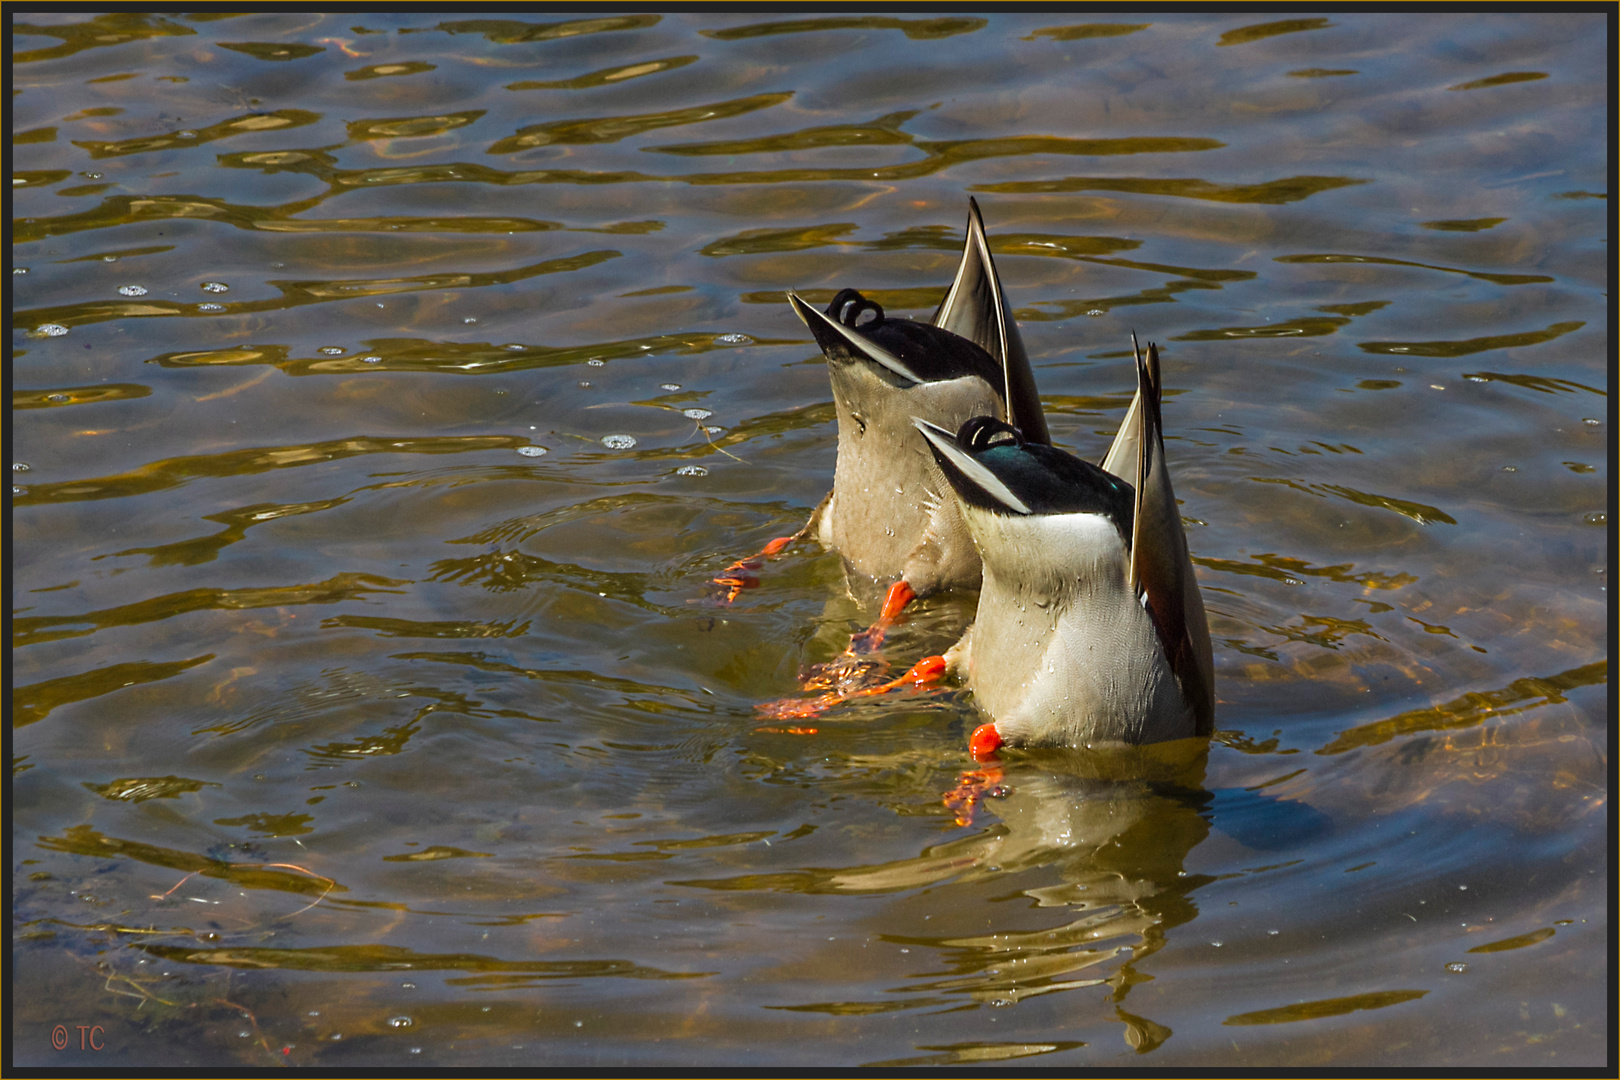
xmin=11 ymin=12 xmax=1609 ymax=1067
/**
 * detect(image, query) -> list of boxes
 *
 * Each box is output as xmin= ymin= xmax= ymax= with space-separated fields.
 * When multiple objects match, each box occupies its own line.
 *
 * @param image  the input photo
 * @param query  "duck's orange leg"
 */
xmin=798 ymin=579 xmax=916 ymax=689
xmin=708 ymin=534 xmax=797 ymax=604
xmin=863 ymin=653 xmax=947 ymax=695
xmin=758 ymin=654 xmax=948 ymax=721
xmin=848 ymin=579 xmax=916 ymax=653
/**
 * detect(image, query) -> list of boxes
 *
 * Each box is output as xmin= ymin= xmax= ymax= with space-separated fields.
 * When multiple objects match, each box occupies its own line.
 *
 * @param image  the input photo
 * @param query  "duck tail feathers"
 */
xmin=1127 ymin=341 xmax=1216 ymax=735
xmin=932 ymin=199 xmax=1050 ymax=445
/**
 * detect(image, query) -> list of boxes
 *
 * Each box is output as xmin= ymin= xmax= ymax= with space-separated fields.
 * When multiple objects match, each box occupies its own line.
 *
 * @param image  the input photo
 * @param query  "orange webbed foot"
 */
xmin=969 ymin=722 xmax=1003 ymax=762
xmin=860 ymin=654 xmax=946 ymax=696
xmin=706 ymin=535 xmax=797 ymax=605
xmin=942 ymin=760 xmax=1007 ymax=827
xmin=755 ymin=692 xmax=844 ymax=720
xmin=799 ymin=654 xmax=888 ymax=693
xmin=762 ymin=654 xmax=947 ymax=721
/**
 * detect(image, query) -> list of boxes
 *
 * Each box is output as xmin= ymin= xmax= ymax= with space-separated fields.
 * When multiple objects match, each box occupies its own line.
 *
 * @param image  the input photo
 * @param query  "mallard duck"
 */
xmin=768 ymin=198 xmax=1048 ymax=630
xmin=914 ymin=338 xmax=1214 ymax=753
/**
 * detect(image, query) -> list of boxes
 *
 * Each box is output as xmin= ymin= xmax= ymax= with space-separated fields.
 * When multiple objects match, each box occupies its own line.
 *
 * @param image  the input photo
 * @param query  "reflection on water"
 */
xmin=771 ymin=746 xmax=1217 ymax=1035
xmin=11 ymin=10 xmax=1608 ymax=1069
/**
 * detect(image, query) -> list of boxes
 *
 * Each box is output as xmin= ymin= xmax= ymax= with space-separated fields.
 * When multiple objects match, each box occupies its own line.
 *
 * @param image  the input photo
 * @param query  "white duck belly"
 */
xmin=954 ymin=510 xmax=1195 ymax=747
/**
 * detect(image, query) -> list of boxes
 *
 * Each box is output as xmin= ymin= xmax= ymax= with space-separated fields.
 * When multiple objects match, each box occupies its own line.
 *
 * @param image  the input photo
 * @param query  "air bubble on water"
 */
xmin=506 ymin=344 xmax=524 ymax=351
xmin=587 ymin=359 xmax=605 ymax=367
xmin=103 ymin=255 xmax=118 ymax=262
xmin=198 ymin=303 xmax=225 ymax=312
xmin=387 ymin=1016 xmax=413 ymax=1029
xmin=463 ymin=317 xmax=477 ymax=324
xmin=201 ymin=282 xmax=229 ymax=293
xmin=118 ymin=285 xmax=147 ymax=296
xmin=318 ymin=346 xmax=345 ymax=355
xmin=12 ymin=267 xmax=27 ymax=275
xmin=178 ymin=130 xmax=198 ymax=139
xmin=601 ymin=434 xmax=636 ymax=450
xmin=361 ymin=356 xmax=382 ymax=364
xmin=660 ymin=383 xmax=681 ymax=391
xmin=13 ymin=486 xmax=25 ymax=495
xmin=36 ymin=324 xmax=69 ymax=337
xmin=578 ymin=381 xmax=592 ymax=388
xmin=82 ymin=171 xmax=103 ymax=179
xmin=703 ymin=425 xmax=724 ymax=435
xmin=1268 ymin=929 xmax=1279 ymax=935
xmin=683 ymin=408 xmax=712 ymax=420
xmin=1210 ymin=940 xmax=1223 ymax=947
xmin=49 ymin=394 xmax=69 ymax=403
xmin=676 ymin=465 xmax=707 ymax=476
xmin=517 ymin=446 xmax=547 ymax=458
xmin=1087 ymin=309 xmax=1105 ymax=317
xmin=1582 ymin=417 xmax=1600 ymax=425
xmin=1446 ymin=962 xmax=1468 ymax=974
xmin=716 ymin=333 xmax=752 ymax=344
xmin=13 ymin=463 xmax=30 ymax=472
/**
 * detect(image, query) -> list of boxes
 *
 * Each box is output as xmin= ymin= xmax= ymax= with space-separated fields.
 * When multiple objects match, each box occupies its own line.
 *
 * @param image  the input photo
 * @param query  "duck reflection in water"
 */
xmin=802 ymin=742 xmax=1329 ymax=1052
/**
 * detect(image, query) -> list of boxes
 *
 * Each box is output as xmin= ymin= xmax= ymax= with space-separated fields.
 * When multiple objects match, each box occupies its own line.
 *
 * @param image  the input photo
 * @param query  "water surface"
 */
xmin=11 ymin=11 xmax=1610 ymax=1068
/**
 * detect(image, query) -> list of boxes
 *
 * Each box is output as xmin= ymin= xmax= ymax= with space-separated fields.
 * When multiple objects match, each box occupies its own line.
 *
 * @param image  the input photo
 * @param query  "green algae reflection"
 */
xmin=1225 ymin=989 xmax=1426 ymax=1026
xmin=1468 ymin=927 xmax=1556 ymax=953
xmin=701 ymin=16 xmax=986 ymax=41
xmin=12 ymin=12 xmax=195 ymax=64
xmin=1217 ymin=18 xmax=1333 ymax=46
xmin=1316 ymin=661 xmax=1607 ymax=755
xmin=978 ymin=175 xmax=1365 ymax=205
xmin=1358 ymin=321 xmax=1584 ymax=358
xmin=137 ymin=942 xmax=709 ymax=981
xmin=1024 ymin=23 xmax=1149 ymax=41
